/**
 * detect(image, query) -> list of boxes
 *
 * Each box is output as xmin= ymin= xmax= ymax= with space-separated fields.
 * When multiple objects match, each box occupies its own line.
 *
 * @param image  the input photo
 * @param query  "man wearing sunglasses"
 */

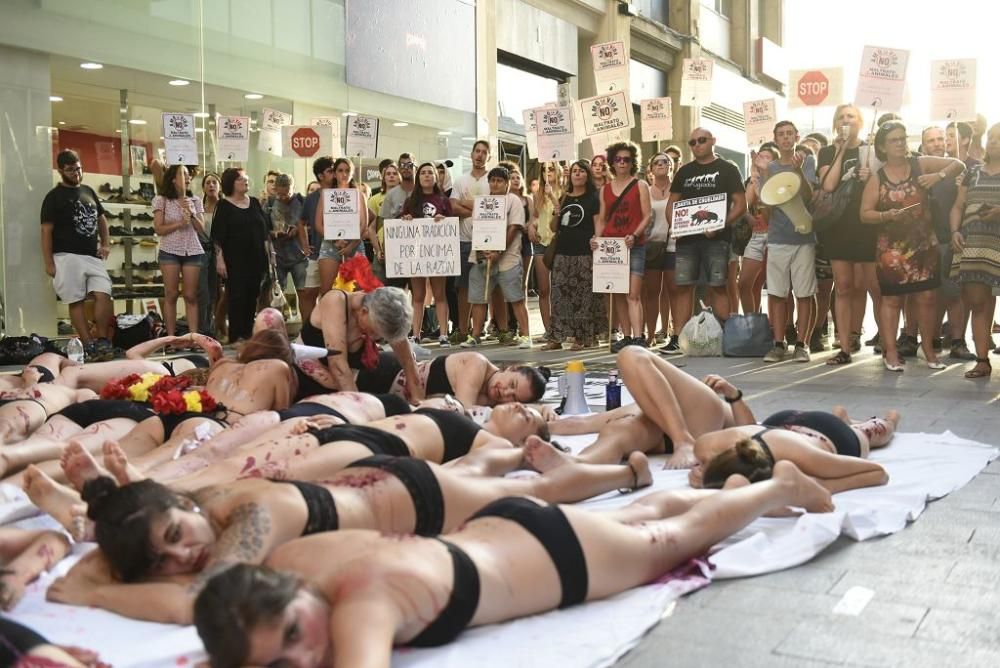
xmin=667 ymin=128 xmax=747 ymax=337
xmin=40 ymin=150 xmax=115 ymax=360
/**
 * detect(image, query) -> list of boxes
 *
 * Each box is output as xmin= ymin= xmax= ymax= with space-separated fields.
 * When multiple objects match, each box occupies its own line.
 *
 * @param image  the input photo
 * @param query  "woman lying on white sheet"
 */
xmin=190 ymin=462 xmax=834 ymax=668
xmin=27 ymin=428 xmax=650 ymax=624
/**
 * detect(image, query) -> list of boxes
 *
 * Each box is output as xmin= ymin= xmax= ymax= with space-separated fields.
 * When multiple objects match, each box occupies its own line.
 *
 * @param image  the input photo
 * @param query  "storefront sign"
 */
xmin=679 ymin=58 xmax=714 ymax=107
xmin=257 ymin=108 xmax=292 ymax=155
xmin=471 ymin=196 xmax=508 ymax=251
xmin=534 ymin=106 xmax=576 ymax=160
xmin=522 ymin=108 xmax=539 ymax=158
xmin=591 ymin=237 xmax=629 ymax=294
xmin=282 ymin=125 xmax=334 ymax=159
xmin=311 ymin=116 xmax=343 ymax=156
xmin=788 ymin=68 xmax=843 ymax=108
xmin=590 ymin=40 xmax=629 ymax=93
xmin=854 ymin=45 xmax=909 ymax=112
xmin=930 ymin=59 xmax=977 ymax=122
xmin=640 ymin=97 xmax=672 ymax=142
xmin=743 ymin=98 xmax=777 ymax=147
xmin=161 ymin=113 xmax=197 ymax=164
xmin=216 ymin=115 xmax=250 ymax=162
xmin=322 ymin=188 xmax=361 ymax=240
xmin=579 ymin=91 xmax=632 ymax=138
xmin=345 ymin=115 xmax=379 ymax=159
xmin=384 ymin=217 xmax=461 ymax=278
xmin=672 ymin=194 xmax=727 ymax=238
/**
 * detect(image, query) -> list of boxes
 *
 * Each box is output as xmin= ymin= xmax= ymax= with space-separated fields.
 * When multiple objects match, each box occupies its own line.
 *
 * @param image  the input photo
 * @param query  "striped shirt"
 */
xmin=153 ymin=195 xmax=205 ymax=256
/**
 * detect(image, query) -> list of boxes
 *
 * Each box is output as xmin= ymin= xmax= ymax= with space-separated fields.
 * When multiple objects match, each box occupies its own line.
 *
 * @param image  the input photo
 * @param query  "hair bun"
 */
xmin=537 ymin=366 xmax=552 ymax=381
xmin=81 ymin=475 xmax=119 ymax=521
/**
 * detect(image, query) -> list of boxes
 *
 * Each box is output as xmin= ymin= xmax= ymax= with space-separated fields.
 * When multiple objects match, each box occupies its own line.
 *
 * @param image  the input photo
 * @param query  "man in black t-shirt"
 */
xmin=667 ymin=128 xmax=746 ymax=337
xmin=40 ymin=150 xmax=114 ymax=359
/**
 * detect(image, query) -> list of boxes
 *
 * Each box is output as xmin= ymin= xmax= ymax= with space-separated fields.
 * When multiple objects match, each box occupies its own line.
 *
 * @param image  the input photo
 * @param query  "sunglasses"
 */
xmin=399 ymin=162 xmax=415 ymax=169
xmin=688 ymin=137 xmax=711 ymax=147
xmin=652 ymin=159 xmax=671 ymax=166
xmin=613 ymin=156 xmax=633 ymax=164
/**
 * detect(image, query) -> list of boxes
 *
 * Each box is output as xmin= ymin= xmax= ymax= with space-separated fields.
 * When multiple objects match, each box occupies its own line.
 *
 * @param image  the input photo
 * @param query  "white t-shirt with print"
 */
xmin=451 ymin=172 xmax=490 ymax=242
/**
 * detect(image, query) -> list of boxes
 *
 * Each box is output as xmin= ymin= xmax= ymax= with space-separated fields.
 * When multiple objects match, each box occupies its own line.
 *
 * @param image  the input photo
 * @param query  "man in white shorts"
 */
xmin=762 ymin=121 xmax=817 ymax=363
xmin=40 ymin=150 xmax=114 ymax=361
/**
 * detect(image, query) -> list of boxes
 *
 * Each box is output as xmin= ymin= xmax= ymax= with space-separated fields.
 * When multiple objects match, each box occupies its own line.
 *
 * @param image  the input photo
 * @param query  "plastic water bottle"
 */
xmin=561 ymin=360 xmax=591 ymax=415
xmin=66 ymin=337 xmax=85 ymax=364
xmin=605 ymin=369 xmax=622 ymax=411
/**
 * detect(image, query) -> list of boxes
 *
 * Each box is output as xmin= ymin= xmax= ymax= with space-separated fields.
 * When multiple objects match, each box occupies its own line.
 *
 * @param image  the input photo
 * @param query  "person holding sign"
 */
xmin=297 ymin=156 xmax=336 ymax=322
xmin=402 ymin=163 xmax=454 ymax=347
xmin=315 ymin=158 xmax=369 ymax=294
xmin=592 ymin=142 xmax=652 ymax=353
xmin=450 ymin=140 xmax=492 ymax=343
xmin=461 ymin=167 xmax=531 ymax=349
xmin=666 ymin=130 xmax=746 ymax=338
xmin=859 ymin=121 xmax=965 ymax=372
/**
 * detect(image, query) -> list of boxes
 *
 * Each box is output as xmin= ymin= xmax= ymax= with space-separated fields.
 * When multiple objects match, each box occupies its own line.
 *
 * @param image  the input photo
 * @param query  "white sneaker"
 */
xmin=792 ymin=345 xmax=811 ymax=362
xmin=763 ymin=343 xmax=787 ymax=363
xmin=409 ymin=337 xmax=432 ymax=360
xmin=517 ymin=336 xmax=532 ymax=349
xmin=438 ymin=335 xmax=451 ymax=348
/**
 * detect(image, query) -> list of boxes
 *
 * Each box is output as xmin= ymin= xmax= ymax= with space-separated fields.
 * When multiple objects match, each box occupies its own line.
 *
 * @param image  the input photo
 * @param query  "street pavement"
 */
xmin=461 ymin=306 xmax=1000 ymax=668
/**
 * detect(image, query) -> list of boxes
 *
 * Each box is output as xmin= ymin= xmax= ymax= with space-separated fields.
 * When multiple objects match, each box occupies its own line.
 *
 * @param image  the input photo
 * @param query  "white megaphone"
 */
xmin=558 ymin=360 xmax=591 ymax=416
xmin=761 ymin=171 xmax=813 ymax=234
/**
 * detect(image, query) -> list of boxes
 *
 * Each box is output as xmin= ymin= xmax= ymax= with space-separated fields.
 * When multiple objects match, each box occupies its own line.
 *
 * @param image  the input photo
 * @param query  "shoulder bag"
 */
xmin=810 ymin=144 xmax=861 ymax=233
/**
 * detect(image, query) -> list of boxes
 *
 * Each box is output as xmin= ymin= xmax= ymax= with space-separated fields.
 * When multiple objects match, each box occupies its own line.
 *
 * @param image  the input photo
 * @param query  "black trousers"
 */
xmin=226 ymin=270 xmax=263 ymax=343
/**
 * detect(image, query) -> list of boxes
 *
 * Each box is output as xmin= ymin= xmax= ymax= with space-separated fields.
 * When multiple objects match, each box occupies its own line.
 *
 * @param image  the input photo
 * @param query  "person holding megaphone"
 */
xmin=759 ymin=121 xmax=817 ymax=363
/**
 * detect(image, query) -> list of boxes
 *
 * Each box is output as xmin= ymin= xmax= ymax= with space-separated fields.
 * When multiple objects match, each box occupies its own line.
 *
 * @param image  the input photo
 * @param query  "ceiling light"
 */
xmin=169 ymin=79 xmax=190 ymax=86
xmin=49 ymin=95 xmax=63 ymax=102
xmin=128 ymin=119 xmax=147 ymax=125
xmin=437 ymin=131 xmax=452 ymax=136
xmin=80 ymin=62 xmax=103 ymax=70
xmin=193 ymin=112 xmax=210 ymax=118
xmin=392 ymin=122 xmax=409 ymax=127
xmin=342 ymin=111 xmax=357 ymax=117
xmin=462 ymin=136 xmax=476 ymax=141
xmin=244 ymin=93 xmax=263 ymax=100
xmin=115 ymin=129 xmax=121 ymax=133
xmin=57 ymin=121 xmax=66 ymax=125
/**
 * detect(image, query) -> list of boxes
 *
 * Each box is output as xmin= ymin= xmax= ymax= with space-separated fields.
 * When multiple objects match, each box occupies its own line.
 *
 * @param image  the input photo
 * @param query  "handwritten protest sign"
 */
xmin=322 ymin=188 xmax=360 ymax=240
xmin=672 ymin=194 xmax=727 ymax=238
xmin=472 ymin=196 xmax=508 ymax=251
xmin=743 ymin=98 xmax=777 ymax=146
xmin=216 ymin=116 xmax=250 ymax=162
xmin=854 ymin=45 xmax=909 ymax=112
xmin=591 ymin=40 xmax=629 ymax=93
xmin=640 ymin=97 xmax=672 ymax=142
xmin=384 ymin=217 xmax=461 ymax=278
xmin=680 ymin=58 xmax=714 ymax=107
xmin=930 ymin=59 xmax=977 ymax=122
xmin=522 ymin=108 xmax=540 ymax=158
xmin=162 ymin=113 xmax=197 ymax=164
xmin=592 ymin=237 xmax=630 ymax=294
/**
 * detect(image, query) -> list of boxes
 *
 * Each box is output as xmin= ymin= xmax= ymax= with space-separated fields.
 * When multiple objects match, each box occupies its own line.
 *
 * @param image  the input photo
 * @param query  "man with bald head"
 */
xmin=666 ymin=128 xmax=747 ymax=341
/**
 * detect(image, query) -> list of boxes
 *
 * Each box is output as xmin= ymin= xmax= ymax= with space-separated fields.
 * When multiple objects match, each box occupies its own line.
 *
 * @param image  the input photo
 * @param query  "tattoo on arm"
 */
xmin=188 ymin=502 xmax=272 ymax=594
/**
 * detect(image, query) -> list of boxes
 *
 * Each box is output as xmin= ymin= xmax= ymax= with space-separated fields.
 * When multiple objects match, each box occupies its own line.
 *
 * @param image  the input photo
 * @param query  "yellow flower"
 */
xmin=184 ymin=391 xmax=202 ymax=413
xmin=333 ymin=276 xmax=357 ymax=293
xmin=129 ymin=385 xmax=149 ymax=402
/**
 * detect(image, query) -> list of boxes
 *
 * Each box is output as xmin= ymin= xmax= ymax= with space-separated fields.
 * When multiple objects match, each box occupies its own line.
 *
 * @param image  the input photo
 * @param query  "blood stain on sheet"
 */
xmin=176 ymin=658 xmax=190 ymax=665
xmin=239 ymin=456 xmax=256 ymax=474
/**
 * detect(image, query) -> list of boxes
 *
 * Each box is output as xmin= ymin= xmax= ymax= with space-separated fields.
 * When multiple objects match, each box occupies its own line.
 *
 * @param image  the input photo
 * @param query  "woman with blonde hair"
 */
xmin=528 ymin=161 xmax=562 ymax=343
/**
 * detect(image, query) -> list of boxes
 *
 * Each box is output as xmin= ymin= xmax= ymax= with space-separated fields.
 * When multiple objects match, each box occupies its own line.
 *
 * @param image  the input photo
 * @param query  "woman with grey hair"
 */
xmin=298 ymin=286 xmax=425 ymax=400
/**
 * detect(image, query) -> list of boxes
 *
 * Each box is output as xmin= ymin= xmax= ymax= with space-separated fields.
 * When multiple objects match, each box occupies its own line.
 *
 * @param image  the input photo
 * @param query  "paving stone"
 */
xmin=970 ymin=527 xmax=1000 ymax=544
xmin=621 ymin=636 xmax=849 ymax=668
xmin=916 ymin=607 xmax=1000 ymax=647
xmin=946 ymin=558 xmax=1000 ymax=589
xmin=831 ymin=573 xmax=1000 ymax=615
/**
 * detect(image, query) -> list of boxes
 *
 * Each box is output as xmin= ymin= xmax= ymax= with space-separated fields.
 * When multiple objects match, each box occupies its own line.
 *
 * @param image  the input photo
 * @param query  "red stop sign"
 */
xmin=290 ymin=127 xmax=321 ymax=157
xmin=797 ymin=71 xmax=830 ymax=106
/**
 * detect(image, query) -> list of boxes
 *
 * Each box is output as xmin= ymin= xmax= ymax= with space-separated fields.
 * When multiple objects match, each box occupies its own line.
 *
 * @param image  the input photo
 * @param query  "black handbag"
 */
xmin=730 ymin=214 xmax=753 ymax=255
xmin=811 ymin=143 xmax=860 ymax=233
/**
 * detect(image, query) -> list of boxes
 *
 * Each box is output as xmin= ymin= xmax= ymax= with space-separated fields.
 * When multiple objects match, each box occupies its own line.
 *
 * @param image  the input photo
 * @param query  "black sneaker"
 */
xmin=897 ymin=334 xmax=919 ymax=358
xmin=660 ymin=335 xmax=682 ymax=355
xmin=950 ymin=340 xmax=976 ymax=360
xmin=611 ymin=336 xmax=632 ymax=353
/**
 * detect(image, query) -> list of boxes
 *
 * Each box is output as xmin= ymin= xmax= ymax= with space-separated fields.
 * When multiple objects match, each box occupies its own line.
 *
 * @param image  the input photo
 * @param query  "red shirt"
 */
xmin=602 ymin=179 xmax=644 ymax=241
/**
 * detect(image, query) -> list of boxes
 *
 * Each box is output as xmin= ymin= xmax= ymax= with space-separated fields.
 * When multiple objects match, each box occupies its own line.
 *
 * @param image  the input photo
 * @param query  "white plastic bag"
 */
xmin=679 ymin=301 xmax=723 ymax=357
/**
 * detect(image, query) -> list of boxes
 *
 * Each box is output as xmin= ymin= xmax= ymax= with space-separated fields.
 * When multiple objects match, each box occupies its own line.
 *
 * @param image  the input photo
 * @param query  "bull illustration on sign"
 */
xmin=691 ymin=210 xmax=719 ymax=224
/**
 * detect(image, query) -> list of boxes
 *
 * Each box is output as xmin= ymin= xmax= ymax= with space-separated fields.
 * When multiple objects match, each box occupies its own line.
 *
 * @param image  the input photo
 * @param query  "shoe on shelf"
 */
xmin=438 ymin=335 xmax=451 ymax=348
xmin=792 ymin=344 xmax=811 ymax=362
xmin=517 ymin=336 xmax=532 ymax=350
xmin=408 ymin=337 xmax=432 ymax=360
xmin=660 ymin=335 xmax=682 ymax=355
xmin=763 ymin=342 xmax=787 ymax=363
xmin=949 ymin=340 xmax=976 ymax=360
xmin=459 ymin=335 xmax=480 ymax=348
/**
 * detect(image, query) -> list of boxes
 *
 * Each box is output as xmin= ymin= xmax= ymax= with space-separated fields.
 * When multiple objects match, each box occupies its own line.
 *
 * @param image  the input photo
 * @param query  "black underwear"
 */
xmin=470 ymin=497 xmax=588 ymax=608
xmin=0 ymin=615 xmax=48 ymax=666
xmin=158 ymin=412 xmax=228 ymax=441
xmin=751 ymin=428 xmax=777 ymax=464
xmin=305 ymin=424 xmax=410 ymax=457
xmin=292 ymin=365 xmax=334 ymax=402
xmin=425 ymin=355 xmax=454 ymax=396
xmin=407 ymin=538 xmax=481 ymax=647
xmin=27 ymin=365 xmax=56 ymax=383
xmin=762 ymin=410 xmax=862 ymax=458
xmin=277 ymin=402 xmax=349 ymax=423
xmin=277 ymin=480 xmax=339 ymax=534
xmin=51 ymin=399 xmax=155 ymax=428
xmin=346 ymin=455 xmax=444 ymax=535
xmin=162 ymin=354 xmax=211 ymax=377
xmin=414 ymin=407 xmax=481 ymax=462
xmin=356 ymin=352 xmax=403 ymax=394
xmin=375 ymin=393 xmax=411 ymax=417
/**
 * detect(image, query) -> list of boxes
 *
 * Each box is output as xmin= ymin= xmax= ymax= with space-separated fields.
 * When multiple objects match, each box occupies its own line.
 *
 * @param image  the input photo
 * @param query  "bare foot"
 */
xmin=662 ymin=444 xmax=699 ymax=470
xmin=103 ymin=441 xmax=141 ymax=486
xmin=884 ymin=409 xmax=901 ymax=430
xmin=522 ymin=435 xmax=575 ymax=473
xmin=59 ymin=441 xmax=107 ymax=493
xmin=831 ymin=405 xmax=850 ymax=423
xmin=723 ymin=473 xmax=802 ymax=517
xmin=772 ymin=460 xmax=834 ymax=513
xmin=625 ymin=451 xmax=653 ymax=490
xmin=0 ymin=572 xmax=25 ymax=611
xmin=23 ymin=466 xmax=88 ymax=540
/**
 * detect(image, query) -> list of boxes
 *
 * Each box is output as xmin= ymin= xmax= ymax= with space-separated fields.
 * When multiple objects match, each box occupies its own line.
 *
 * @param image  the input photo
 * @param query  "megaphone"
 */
xmin=761 ymin=171 xmax=813 ymax=234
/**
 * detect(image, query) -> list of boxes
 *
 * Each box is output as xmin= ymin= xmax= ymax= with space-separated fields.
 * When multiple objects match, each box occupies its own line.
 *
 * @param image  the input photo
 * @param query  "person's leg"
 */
xmin=795 ymin=295 xmax=817 ymax=347
xmin=915 ymin=289 xmax=942 ymax=365
xmin=489 ymin=288 xmax=508 ymax=336
xmin=429 ymin=277 xmax=450 ymax=338
xmin=879 ymin=294 xmax=904 ymax=367
xmin=66 ymin=300 xmax=92 ymax=344
xmin=642 ymin=268 xmax=663 ymax=343
xmin=814 ymin=278 xmax=834 ymax=344
xmin=0 ymin=527 xmax=71 ymax=609
xmin=847 ymin=411 xmax=900 ymax=457
xmin=91 ymin=291 xmax=113 ymax=341
xmin=534 ymin=258 xmax=551 ymax=335
xmin=181 ymin=261 xmax=201 ymax=336
xmin=160 ymin=261 xmax=181 ymax=335
xmin=705 ymin=239 xmax=731 ymax=319
xmin=901 ymin=295 xmax=918 ymax=340
xmin=409 ymin=278 xmax=427 ymax=340
xmin=726 ymin=258 xmax=739 ymax=317
xmin=859 ymin=262 xmax=879 ymax=337
xmin=830 ymin=260 xmax=858 ymax=353
xmin=963 ymin=283 xmax=993 ymax=377
xmin=318 ymin=257 xmax=340 ymax=296
xmin=738 ymin=257 xmax=763 ymax=314
xmin=0 ymin=418 xmax=138 ymax=478
xmin=626 ymin=274 xmax=644 ymax=339
xmin=511 ymin=301 xmax=530 ymax=341
xmin=768 ymin=294 xmax=788 ymax=345
xmin=672 ymin=243 xmax=699 ymax=335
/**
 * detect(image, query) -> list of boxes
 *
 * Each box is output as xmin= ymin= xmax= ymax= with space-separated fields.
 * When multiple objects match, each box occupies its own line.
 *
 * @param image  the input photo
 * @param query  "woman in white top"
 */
xmin=153 ymin=165 xmax=205 ymax=336
xmin=641 ymin=153 xmax=678 ymax=350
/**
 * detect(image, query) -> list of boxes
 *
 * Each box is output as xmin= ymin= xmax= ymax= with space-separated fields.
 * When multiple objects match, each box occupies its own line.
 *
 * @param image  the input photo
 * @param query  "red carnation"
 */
xmin=151 ymin=389 xmax=188 ymax=415
xmin=338 ymin=255 xmax=383 ymax=293
xmin=199 ymin=390 xmax=217 ymax=412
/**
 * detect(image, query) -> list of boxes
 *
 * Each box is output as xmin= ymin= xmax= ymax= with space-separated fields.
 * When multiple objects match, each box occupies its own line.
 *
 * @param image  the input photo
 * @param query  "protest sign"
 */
xmin=216 ymin=115 xmax=250 ymax=162
xmin=930 ymin=59 xmax=977 ymax=122
xmin=672 ymin=194 xmax=727 ymax=238
xmin=282 ymin=125 xmax=334 ymax=159
xmin=345 ymin=115 xmax=379 ymax=159
xmin=522 ymin=108 xmax=539 ymax=158
xmin=257 ymin=108 xmax=291 ymax=155
xmin=640 ymin=97 xmax=672 ymax=142
xmin=384 ymin=217 xmax=461 ymax=278
xmin=322 ymin=188 xmax=361 ymax=240
xmin=579 ymin=91 xmax=632 ymax=138
xmin=743 ymin=98 xmax=777 ymax=146
xmin=679 ymin=58 xmax=714 ymax=107
xmin=592 ymin=237 xmax=630 ymax=294
xmin=311 ymin=116 xmax=343 ymax=156
xmin=534 ymin=106 xmax=576 ymax=160
xmin=161 ymin=113 xmax=197 ymax=164
xmin=472 ymin=196 xmax=508 ymax=251
xmin=591 ymin=40 xmax=629 ymax=93
xmin=854 ymin=46 xmax=909 ymax=112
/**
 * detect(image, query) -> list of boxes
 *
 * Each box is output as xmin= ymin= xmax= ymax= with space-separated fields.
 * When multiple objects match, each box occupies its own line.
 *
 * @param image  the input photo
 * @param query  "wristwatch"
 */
xmin=724 ymin=389 xmax=744 ymax=404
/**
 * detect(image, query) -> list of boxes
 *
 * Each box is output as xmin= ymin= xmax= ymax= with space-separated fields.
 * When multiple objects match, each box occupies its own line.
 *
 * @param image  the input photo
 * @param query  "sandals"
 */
xmin=540 ymin=341 xmax=563 ymax=351
xmin=826 ymin=350 xmax=852 ymax=365
xmin=617 ymin=460 xmax=651 ymax=494
xmin=964 ymin=358 xmax=992 ymax=379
